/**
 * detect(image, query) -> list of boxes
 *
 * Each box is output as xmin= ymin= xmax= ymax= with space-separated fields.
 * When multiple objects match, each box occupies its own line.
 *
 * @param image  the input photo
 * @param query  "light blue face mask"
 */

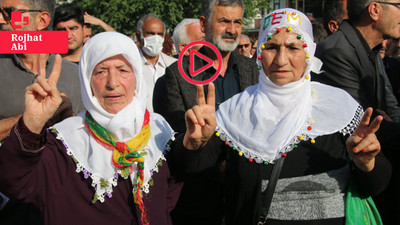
xmin=142 ymin=35 xmax=164 ymax=57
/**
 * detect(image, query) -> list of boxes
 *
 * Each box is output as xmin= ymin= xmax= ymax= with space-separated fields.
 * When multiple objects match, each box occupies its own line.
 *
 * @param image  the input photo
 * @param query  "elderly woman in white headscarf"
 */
xmin=0 ymin=32 xmax=182 ymax=225
xmin=177 ymin=8 xmax=391 ymax=225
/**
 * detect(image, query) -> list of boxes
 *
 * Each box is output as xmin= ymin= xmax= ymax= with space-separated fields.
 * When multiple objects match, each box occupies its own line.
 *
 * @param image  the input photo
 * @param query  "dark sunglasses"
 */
xmin=237 ymin=43 xmax=250 ymax=49
xmin=374 ymin=1 xmax=400 ymax=8
xmin=0 ymin=8 xmax=43 ymax=22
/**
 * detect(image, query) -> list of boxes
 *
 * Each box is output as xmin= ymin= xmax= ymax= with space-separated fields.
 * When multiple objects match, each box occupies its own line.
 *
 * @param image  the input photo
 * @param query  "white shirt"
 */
xmin=140 ymin=50 xmax=177 ymax=112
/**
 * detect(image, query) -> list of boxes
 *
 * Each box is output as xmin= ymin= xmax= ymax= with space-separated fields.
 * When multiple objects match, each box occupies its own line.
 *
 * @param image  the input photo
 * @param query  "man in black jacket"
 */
xmin=315 ymin=0 xmax=400 ymax=121
xmin=155 ymin=0 xmax=259 ymax=224
xmin=314 ymin=0 xmax=400 ymax=223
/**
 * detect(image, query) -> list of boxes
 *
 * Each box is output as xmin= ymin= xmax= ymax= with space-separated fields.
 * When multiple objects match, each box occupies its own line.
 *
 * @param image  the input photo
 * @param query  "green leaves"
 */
xmin=71 ymin=0 xmax=202 ymax=36
xmin=60 ymin=0 xmax=270 ymax=36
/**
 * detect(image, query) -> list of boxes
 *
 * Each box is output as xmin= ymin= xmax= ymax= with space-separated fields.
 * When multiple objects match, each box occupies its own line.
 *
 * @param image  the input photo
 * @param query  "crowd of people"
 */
xmin=0 ymin=0 xmax=400 ymax=224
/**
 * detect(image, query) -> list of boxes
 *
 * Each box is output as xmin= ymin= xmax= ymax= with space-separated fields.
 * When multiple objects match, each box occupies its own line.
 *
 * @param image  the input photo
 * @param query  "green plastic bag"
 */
xmin=345 ymin=177 xmax=383 ymax=225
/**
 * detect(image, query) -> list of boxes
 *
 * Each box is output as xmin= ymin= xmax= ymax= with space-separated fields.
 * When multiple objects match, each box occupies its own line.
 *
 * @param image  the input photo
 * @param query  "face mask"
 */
xmin=142 ymin=35 xmax=164 ymax=57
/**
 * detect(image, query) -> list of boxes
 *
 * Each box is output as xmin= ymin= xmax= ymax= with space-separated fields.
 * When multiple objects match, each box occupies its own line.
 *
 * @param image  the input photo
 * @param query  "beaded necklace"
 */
xmin=84 ymin=110 xmax=151 ymax=225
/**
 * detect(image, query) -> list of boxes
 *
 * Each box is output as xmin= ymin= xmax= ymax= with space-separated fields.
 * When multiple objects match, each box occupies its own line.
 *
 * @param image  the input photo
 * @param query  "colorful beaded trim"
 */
xmin=50 ymin=125 xmax=175 ymax=225
xmin=215 ymin=106 xmax=363 ymax=164
xmin=215 ymin=118 xmax=315 ymax=165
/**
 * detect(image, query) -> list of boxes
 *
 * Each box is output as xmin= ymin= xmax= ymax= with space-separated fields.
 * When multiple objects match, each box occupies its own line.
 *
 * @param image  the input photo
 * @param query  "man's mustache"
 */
xmin=221 ymin=33 xmax=238 ymax=40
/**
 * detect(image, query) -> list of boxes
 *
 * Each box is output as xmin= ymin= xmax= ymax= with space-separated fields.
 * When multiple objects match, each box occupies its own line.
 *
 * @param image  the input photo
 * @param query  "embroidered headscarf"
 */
xmin=215 ymin=8 xmax=362 ymax=164
xmin=53 ymin=32 xmax=173 ymax=224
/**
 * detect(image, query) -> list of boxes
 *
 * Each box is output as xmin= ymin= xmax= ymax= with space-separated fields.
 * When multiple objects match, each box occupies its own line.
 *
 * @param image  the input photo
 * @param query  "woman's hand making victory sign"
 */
xmin=184 ymin=83 xmax=217 ymax=150
xmin=346 ymin=107 xmax=383 ymax=172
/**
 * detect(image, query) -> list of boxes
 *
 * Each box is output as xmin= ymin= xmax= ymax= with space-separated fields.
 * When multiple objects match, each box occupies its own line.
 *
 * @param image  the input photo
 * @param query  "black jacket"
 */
xmin=313 ymin=20 xmax=400 ymax=121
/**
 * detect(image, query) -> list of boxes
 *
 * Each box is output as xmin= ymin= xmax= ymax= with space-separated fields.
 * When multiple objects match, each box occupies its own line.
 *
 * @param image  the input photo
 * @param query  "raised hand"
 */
xmin=183 ymin=83 xmax=217 ymax=150
xmin=84 ymin=12 xmax=116 ymax=32
xmin=84 ymin=12 xmax=102 ymax=26
xmin=23 ymin=54 xmax=63 ymax=134
xmin=346 ymin=107 xmax=383 ymax=172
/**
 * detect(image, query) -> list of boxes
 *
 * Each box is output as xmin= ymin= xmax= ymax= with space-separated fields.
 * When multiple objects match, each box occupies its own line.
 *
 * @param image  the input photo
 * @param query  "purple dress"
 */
xmin=0 ymin=119 xmax=182 ymax=225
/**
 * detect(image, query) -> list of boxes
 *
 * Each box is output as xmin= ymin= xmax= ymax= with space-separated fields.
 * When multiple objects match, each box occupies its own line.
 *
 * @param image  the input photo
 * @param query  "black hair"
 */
xmin=323 ymin=0 xmax=346 ymax=34
xmin=53 ymin=3 xmax=84 ymax=30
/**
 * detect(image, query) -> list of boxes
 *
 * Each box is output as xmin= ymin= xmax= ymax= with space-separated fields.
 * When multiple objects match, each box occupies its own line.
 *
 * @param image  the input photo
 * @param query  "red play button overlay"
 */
xmin=190 ymin=50 xmax=214 ymax=76
xmin=178 ymin=40 xmax=222 ymax=85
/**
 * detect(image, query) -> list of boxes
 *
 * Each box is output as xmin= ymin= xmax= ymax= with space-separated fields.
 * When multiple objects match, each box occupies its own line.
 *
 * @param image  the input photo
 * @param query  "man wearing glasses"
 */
xmin=235 ymin=34 xmax=251 ymax=58
xmin=0 ymin=0 xmax=83 ymax=139
xmin=314 ymin=0 xmax=400 ymax=224
xmin=0 ymin=0 xmax=83 ymax=222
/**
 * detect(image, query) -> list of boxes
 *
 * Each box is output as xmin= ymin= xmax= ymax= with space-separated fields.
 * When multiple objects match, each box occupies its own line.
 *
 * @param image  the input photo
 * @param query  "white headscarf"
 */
xmin=80 ymin=31 xmax=147 ymax=142
xmin=53 ymin=32 xmax=173 ymax=202
xmin=216 ymin=9 xmax=362 ymax=164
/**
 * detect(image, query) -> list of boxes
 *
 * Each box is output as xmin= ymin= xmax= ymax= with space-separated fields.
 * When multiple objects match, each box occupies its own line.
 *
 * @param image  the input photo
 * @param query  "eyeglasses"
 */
xmin=375 ymin=1 xmax=400 ymax=8
xmin=237 ymin=43 xmax=250 ymax=49
xmin=0 ymin=8 xmax=43 ymax=22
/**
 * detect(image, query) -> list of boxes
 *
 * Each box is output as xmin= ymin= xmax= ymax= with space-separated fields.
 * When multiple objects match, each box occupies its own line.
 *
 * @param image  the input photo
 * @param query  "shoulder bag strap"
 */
xmin=258 ymin=156 xmax=286 ymax=225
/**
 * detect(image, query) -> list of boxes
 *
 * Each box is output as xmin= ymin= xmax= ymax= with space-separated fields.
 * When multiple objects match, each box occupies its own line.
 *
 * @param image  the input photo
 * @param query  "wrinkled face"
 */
xmin=55 ymin=19 xmax=84 ymax=53
xmin=204 ymin=5 xmax=243 ymax=52
xmin=141 ymin=18 xmax=164 ymax=39
xmin=378 ymin=1 xmax=400 ymax=39
xmin=90 ymin=54 xmax=136 ymax=114
xmin=0 ymin=0 xmax=38 ymax=31
xmin=261 ymin=30 xmax=308 ymax=86
xmin=236 ymin=35 xmax=251 ymax=57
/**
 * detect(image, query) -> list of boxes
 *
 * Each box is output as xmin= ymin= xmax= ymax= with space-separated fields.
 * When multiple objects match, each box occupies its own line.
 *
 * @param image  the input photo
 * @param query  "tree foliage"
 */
xmin=57 ymin=0 xmax=270 ymax=36
xmin=68 ymin=0 xmax=201 ymax=36
xmin=243 ymin=0 xmax=270 ymax=18
xmin=243 ymin=0 xmax=271 ymax=26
